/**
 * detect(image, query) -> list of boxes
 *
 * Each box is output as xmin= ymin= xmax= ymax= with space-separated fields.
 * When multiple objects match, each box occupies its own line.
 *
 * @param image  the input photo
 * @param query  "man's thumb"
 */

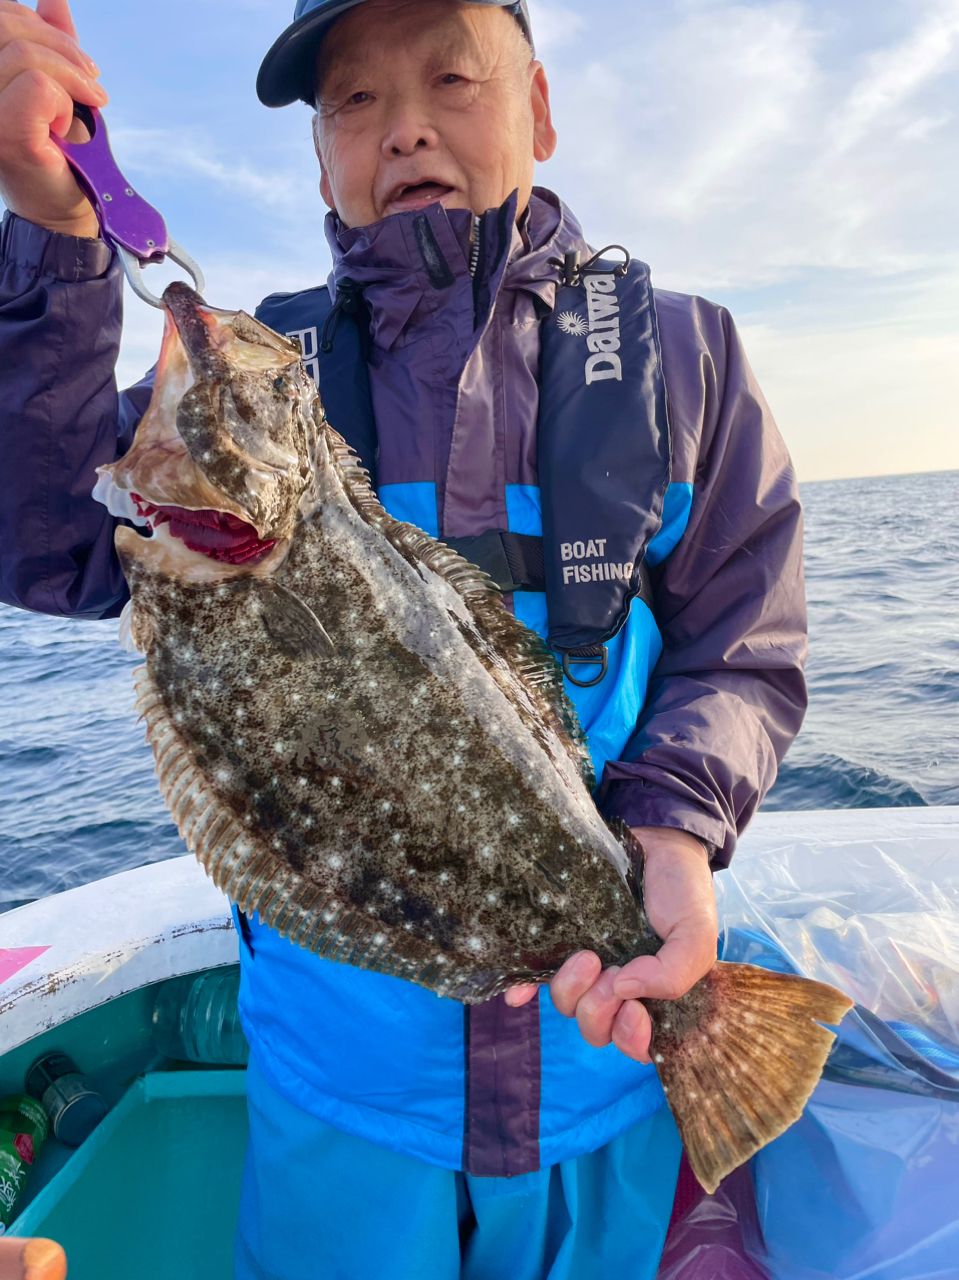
xmin=36 ymin=0 xmax=79 ymax=41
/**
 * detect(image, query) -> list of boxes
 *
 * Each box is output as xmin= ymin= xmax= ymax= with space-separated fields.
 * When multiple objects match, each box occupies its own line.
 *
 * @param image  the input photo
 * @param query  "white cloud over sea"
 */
xmin=8 ymin=0 xmax=954 ymax=481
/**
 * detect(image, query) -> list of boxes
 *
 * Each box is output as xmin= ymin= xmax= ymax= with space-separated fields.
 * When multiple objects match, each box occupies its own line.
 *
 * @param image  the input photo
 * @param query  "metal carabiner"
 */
xmin=53 ymin=104 xmax=205 ymax=307
xmin=115 ymin=241 xmax=205 ymax=309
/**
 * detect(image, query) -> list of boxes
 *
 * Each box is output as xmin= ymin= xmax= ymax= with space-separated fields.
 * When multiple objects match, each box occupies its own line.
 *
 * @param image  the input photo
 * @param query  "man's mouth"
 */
xmin=131 ymin=494 xmax=276 ymax=565
xmin=384 ymin=180 xmax=457 ymax=214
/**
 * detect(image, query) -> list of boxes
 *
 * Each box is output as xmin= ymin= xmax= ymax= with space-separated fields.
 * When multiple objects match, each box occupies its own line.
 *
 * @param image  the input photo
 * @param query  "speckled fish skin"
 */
xmin=103 ymin=285 xmax=854 ymax=1196
xmin=105 ymin=282 xmax=655 ymax=1003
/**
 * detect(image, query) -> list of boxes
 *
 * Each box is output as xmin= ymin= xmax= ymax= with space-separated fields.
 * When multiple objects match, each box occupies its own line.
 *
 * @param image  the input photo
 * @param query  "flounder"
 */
xmin=98 ymin=283 xmax=852 ymax=1193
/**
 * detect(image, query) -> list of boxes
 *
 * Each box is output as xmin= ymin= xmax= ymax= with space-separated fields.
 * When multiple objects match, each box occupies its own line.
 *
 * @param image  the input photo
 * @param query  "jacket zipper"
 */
xmin=470 ymin=213 xmax=487 ymax=328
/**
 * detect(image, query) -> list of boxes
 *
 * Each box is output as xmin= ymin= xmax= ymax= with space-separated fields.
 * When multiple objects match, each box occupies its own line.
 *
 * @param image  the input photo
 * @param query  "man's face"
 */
xmin=312 ymin=0 xmax=557 ymax=229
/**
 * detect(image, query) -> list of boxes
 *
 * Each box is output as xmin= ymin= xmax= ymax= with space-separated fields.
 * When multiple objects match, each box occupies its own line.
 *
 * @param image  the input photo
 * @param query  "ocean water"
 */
xmin=0 ymin=469 xmax=956 ymax=912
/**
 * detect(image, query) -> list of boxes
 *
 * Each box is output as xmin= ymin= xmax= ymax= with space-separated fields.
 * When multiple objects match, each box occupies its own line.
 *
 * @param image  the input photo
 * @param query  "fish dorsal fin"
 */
xmin=324 ymin=424 xmax=594 ymax=790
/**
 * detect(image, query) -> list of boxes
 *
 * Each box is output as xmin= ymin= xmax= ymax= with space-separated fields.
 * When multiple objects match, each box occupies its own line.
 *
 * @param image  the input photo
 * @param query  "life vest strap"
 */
xmin=442 ymin=531 xmax=546 ymax=594
xmin=442 ymin=531 xmax=654 ymax=665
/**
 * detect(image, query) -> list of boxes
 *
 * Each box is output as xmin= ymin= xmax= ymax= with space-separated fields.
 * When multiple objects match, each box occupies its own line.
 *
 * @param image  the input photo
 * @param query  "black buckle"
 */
xmin=562 ymin=647 xmax=609 ymax=688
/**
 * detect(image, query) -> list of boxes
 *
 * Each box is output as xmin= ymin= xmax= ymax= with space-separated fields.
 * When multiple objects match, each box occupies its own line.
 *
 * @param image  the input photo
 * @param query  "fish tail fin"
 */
xmin=651 ymin=961 xmax=854 ymax=1194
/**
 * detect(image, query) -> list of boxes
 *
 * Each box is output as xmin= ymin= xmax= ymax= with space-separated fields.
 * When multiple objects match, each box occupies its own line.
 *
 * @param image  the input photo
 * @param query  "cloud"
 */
xmin=109 ymin=127 xmax=317 ymax=218
xmin=831 ymin=0 xmax=959 ymax=152
xmin=526 ymin=0 xmax=587 ymax=54
xmin=539 ymin=0 xmax=958 ymax=288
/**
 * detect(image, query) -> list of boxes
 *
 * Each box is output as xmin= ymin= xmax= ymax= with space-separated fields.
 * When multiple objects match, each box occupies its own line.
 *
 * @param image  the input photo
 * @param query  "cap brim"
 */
xmin=256 ymin=0 xmax=532 ymax=109
xmin=257 ymin=0 xmax=368 ymax=108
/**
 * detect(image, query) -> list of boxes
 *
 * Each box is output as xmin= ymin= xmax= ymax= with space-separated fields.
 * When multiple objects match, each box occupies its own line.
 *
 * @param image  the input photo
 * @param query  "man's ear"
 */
xmin=530 ymin=63 xmax=557 ymax=163
xmin=312 ymin=113 xmax=336 ymax=211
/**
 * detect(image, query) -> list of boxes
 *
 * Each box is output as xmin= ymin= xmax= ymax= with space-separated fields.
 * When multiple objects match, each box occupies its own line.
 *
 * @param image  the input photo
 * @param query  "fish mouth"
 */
xmin=96 ymin=288 xmax=309 ymax=562
xmin=130 ymin=494 xmax=277 ymax=566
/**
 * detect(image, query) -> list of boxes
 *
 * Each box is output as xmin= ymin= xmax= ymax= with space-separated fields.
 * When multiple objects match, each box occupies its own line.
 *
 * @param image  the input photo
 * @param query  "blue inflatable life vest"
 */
xmin=239 ymin=249 xmax=694 ymax=1176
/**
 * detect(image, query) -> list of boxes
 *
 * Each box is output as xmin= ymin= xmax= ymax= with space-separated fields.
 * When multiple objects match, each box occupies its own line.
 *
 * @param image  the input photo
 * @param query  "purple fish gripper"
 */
xmin=53 ymin=105 xmax=204 ymax=308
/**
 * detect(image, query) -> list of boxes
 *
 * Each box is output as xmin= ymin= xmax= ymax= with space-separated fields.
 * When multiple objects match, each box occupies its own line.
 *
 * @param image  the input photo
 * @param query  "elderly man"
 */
xmin=0 ymin=0 xmax=807 ymax=1276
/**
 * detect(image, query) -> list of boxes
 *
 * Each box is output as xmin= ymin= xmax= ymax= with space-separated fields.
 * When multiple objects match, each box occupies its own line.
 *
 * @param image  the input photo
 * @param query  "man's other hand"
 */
xmin=504 ymin=827 xmax=718 ymax=1063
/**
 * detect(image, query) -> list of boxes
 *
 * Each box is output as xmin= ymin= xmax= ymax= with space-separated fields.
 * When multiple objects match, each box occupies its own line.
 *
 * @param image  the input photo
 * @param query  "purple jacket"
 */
xmin=0 ymin=192 xmax=807 ymax=869
xmin=0 ymin=190 xmax=807 ymax=1174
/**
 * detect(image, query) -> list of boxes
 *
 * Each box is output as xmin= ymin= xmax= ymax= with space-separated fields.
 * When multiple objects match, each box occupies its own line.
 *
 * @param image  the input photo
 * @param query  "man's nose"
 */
xmin=381 ymin=100 xmax=440 ymax=157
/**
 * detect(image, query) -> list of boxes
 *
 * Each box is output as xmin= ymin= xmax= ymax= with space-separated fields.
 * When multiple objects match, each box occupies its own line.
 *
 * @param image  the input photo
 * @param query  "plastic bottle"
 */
xmin=24 ymin=1054 xmax=108 ymax=1148
xmin=0 ymin=1095 xmax=48 ymax=1234
xmin=151 ymin=968 xmax=249 ymax=1065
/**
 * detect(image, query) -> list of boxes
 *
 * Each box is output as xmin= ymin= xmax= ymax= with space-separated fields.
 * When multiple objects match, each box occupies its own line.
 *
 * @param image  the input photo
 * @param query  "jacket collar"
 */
xmin=324 ymin=188 xmax=590 ymax=351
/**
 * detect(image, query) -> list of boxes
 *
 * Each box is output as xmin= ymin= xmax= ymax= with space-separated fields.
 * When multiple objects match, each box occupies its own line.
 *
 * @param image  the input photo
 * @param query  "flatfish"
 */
xmin=96 ymin=283 xmax=852 ymax=1192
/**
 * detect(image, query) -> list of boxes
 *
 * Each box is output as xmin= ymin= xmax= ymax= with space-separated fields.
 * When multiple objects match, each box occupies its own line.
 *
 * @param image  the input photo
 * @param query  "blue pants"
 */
xmin=236 ymin=1055 xmax=682 ymax=1280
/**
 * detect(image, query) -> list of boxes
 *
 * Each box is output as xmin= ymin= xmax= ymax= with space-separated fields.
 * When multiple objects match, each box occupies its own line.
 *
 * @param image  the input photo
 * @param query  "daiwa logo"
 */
xmin=285 ymin=325 xmax=320 ymax=385
xmin=556 ymin=273 xmax=624 ymax=385
xmin=583 ymin=274 xmax=623 ymax=385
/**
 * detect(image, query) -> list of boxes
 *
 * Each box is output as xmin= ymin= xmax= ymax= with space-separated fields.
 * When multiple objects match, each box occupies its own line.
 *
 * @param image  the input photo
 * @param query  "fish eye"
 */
xmin=273 ymin=376 xmax=287 ymax=392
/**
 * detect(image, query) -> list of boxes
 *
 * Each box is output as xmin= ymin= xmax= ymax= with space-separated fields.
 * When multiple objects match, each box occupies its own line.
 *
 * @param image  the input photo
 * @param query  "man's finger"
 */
xmin=573 ymin=965 xmax=621 ymax=1048
xmin=503 ymin=983 xmax=538 ymax=1008
xmin=611 ymin=920 xmax=716 ymax=1002
xmin=36 ymin=0 xmax=78 ymax=42
xmin=549 ymin=951 xmax=602 ymax=1017
xmin=611 ymin=999 xmax=653 ymax=1063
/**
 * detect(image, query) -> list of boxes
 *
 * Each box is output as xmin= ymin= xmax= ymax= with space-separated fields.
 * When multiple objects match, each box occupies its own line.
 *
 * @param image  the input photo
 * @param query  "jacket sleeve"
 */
xmin=599 ymin=293 xmax=808 ymax=868
xmin=0 ymin=211 xmax=154 ymax=620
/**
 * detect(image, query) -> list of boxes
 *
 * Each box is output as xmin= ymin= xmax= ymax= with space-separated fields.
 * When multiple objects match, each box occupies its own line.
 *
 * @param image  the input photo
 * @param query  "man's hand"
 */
xmin=504 ymin=827 xmax=718 ymax=1062
xmin=0 ymin=0 xmax=106 ymax=237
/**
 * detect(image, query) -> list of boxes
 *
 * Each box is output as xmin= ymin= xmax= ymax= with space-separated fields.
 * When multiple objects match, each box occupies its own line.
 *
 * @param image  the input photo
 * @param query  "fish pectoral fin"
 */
xmin=249 ymin=580 xmax=335 ymax=659
xmin=650 ymin=961 xmax=854 ymax=1194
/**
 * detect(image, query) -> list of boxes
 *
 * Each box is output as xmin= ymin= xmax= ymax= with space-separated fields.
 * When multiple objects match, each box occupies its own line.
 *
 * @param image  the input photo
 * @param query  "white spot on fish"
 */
xmin=435 ymin=955 xmax=447 ymax=965
xmin=486 ymin=893 xmax=498 ymax=905
xmin=479 ymin=845 xmax=493 ymax=859
xmin=216 ymin=768 xmax=232 ymax=784
xmin=530 ymin=925 xmax=540 ymax=937
xmin=508 ymin=814 xmax=521 ymax=827
xmin=328 ymin=854 xmax=344 ymax=870
xmin=373 ymin=933 xmax=386 ymax=946
xmin=539 ymin=894 xmax=551 ymax=906
xmin=439 ymin=872 xmax=450 ymax=884
xmin=456 ymin=804 xmax=466 ymax=814
xmin=452 ymin=754 xmax=463 ymax=767
xmin=654 ymin=1054 xmax=664 ymax=1064
xmin=298 ymin=778 xmax=308 ymax=788
xmin=391 ymin=832 xmax=402 ymax=845
xmin=274 ymin=742 xmax=286 ymax=755
xmin=330 ymin=777 xmax=343 ymax=790
xmin=467 ymin=937 xmax=483 ymax=954
xmin=381 ymin=800 xmax=393 ymax=813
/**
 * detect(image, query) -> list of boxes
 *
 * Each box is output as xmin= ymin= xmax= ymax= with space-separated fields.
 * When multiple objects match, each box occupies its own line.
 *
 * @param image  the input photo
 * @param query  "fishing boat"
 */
xmin=1 ymin=805 xmax=957 ymax=1280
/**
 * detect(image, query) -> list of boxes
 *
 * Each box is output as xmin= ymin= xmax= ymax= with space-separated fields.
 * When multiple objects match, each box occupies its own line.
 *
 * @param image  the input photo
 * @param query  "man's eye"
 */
xmin=440 ymin=74 xmax=465 ymax=86
xmin=344 ymin=91 xmax=372 ymax=107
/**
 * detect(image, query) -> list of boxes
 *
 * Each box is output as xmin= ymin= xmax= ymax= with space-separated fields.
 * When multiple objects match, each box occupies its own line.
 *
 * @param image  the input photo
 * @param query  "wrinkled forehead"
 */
xmin=316 ymin=0 xmax=515 ymax=95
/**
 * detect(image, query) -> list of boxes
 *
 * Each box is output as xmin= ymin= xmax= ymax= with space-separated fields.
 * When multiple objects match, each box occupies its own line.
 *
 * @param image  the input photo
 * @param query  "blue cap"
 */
xmin=257 ymin=0 xmax=534 ymax=108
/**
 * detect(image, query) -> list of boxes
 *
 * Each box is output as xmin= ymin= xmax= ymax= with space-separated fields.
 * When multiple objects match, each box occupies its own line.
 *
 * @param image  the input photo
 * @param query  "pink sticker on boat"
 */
xmin=0 ymin=947 xmax=50 ymax=985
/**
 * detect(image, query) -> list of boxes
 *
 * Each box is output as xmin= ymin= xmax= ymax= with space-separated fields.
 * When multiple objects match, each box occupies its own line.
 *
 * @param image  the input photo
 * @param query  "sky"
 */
xmin=8 ymin=0 xmax=958 ymax=481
